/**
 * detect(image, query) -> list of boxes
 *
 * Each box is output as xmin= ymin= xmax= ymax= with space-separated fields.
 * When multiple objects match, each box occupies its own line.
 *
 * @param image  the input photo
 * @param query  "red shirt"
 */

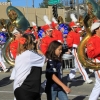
xmin=52 ymin=29 xmax=63 ymax=43
xmin=34 ymin=32 xmax=38 ymax=39
xmin=25 ymin=29 xmax=32 ymax=33
xmin=40 ymin=36 xmax=54 ymax=55
xmin=87 ymin=35 xmax=100 ymax=60
xmin=10 ymin=40 xmax=19 ymax=59
xmin=66 ymin=30 xmax=80 ymax=48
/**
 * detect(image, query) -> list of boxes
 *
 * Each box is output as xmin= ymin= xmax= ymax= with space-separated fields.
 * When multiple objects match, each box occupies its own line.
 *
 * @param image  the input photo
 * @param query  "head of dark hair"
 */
xmin=45 ymin=40 xmax=62 ymax=61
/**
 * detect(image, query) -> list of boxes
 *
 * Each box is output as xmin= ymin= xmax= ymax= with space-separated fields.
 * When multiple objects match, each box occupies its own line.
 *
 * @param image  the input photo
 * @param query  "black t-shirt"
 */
xmin=21 ymin=67 xmax=42 ymax=93
xmin=45 ymin=59 xmax=63 ymax=92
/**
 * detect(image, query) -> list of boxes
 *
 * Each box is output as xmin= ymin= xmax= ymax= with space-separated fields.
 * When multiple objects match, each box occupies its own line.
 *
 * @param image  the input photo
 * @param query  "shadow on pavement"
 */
xmin=62 ymin=75 xmax=84 ymax=88
xmin=0 ymin=76 xmax=13 ymax=87
xmin=72 ymin=95 xmax=87 ymax=100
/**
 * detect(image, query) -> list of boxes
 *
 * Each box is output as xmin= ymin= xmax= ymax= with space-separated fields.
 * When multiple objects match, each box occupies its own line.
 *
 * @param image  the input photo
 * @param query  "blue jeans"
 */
xmin=46 ymin=87 xmax=69 ymax=100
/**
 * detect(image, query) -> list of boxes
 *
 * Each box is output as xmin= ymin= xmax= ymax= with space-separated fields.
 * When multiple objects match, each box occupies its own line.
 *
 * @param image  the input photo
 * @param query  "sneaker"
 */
xmin=9 ymin=77 xmax=14 ymax=81
xmin=41 ymin=80 xmax=47 ymax=89
xmin=85 ymin=79 xmax=93 ymax=84
xmin=4 ymin=68 xmax=9 ymax=73
xmin=89 ymin=69 xmax=94 ymax=73
xmin=67 ymin=76 xmax=77 ymax=82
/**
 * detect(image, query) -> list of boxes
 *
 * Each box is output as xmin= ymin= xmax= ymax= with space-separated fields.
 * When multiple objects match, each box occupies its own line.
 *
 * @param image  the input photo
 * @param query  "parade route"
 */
xmin=0 ymin=64 xmax=99 ymax=100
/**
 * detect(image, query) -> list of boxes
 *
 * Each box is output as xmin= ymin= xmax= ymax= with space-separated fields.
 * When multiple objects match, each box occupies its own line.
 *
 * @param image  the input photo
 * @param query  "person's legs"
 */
xmin=89 ymin=71 xmax=100 ymax=100
xmin=0 ymin=49 xmax=8 ymax=72
xmin=58 ymin=91 xmax=69 ymax=100
xmin=14 ymin=87 xmax=41 ymax=100
xmin=0 ymin=62 xmax=8 ymax=72
xmin=46 ymin=87 xmax=57 ymax=100
xmin=71 ymin=49 xmax=92 ymax=82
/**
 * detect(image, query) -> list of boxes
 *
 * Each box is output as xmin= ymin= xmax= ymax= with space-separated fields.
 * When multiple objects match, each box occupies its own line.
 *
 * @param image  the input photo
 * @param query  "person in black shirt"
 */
xmin=45 ymin=40 xmax=70 ymax=100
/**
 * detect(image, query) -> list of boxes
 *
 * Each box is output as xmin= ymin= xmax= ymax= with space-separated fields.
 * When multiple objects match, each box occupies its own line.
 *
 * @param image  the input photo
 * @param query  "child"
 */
xmin=14 ymin=34 xmax=45 ymax=100
xmin=45 ymin=40 xmax=70 ymax=100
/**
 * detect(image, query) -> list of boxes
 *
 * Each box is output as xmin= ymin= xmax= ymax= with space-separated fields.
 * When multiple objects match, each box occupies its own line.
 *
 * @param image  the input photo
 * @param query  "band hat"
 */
xmin=32 ymin=22 xmax=37 ymax=29
xmin=70 ymin=13 xmax=78 ymax=22
xmin=2 ymin=28 xmax=6 ymax=31
xmin=51 ymin=17 xmax=58 ymax=28
xmin=43 ymin=15 xmax=51 ymax=25
xmin=91 ymin=22 xmax=100 ymax=32
xmin=69 ymin=21 xmax=77 ymax=28
xmin=41 ymin=24 xmax=53 ymax=32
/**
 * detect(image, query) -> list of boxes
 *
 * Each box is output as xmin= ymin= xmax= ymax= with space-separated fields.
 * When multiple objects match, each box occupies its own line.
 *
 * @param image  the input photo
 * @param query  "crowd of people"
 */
xmin=0 ymin=14 xmax=100 ymax=100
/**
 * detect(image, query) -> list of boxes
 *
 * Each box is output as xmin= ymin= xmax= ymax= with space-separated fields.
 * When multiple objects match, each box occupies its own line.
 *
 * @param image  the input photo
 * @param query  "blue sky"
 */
xmin=0 ymin=0 xmax=43 ymax=8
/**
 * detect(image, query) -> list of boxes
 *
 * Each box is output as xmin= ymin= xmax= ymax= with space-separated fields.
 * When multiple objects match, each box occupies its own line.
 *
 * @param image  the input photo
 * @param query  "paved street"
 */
xmin=0 ymin=63 xmax=99 ymax=100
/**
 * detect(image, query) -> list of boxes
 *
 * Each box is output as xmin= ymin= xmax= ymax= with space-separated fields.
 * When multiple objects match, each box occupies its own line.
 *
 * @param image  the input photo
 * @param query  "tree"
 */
xmin=39 ymin=0 xmax=49 ymax=8
xmin=7 ymin=0 xmax=11 ymax=2
xmin=39 ymin=0 xmax=64 ymax=8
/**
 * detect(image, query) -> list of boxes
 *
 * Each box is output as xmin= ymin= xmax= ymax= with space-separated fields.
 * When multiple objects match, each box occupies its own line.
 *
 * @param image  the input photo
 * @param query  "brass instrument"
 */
xmin=2 ymin=6 xmax=30 ymax=66
xmin=77 ymin=0 xmax=100 ymax=70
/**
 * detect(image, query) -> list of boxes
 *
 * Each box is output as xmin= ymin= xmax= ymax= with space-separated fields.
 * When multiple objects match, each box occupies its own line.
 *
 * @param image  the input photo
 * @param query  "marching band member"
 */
xmin=10 ymin=28 xmax=23 ymax=59
xmin=0 ymin=28 xmax=8 ymax=72
xmin=87 ymin=22 xmax=100 ymax=100
xmin=39 ymin=16 xmax=54 ymax=55
xmin=24 ymin=27 xmax=32 ymax=34
xmin=31 ymin=22 xmax=38 ymax=40
xmin=66 ymin=21 xmax=93 ymax=83
xmin=40 ymin=24 xmax=54 ymax=55
xmin=58 ymin=23 xmax=70 ymax=54
xmin=9 ymin=28 xmax=23 ymax=80
xmin=51 ymin=17 xmax=63 ymax=43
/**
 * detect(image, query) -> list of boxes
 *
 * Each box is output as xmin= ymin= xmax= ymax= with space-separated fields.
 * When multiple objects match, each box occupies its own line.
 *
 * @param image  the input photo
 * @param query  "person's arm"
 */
xmin=52 ymin=74 xmax=71 ymax=94
xmin=36 ymin=38 xmax=44 ymax=55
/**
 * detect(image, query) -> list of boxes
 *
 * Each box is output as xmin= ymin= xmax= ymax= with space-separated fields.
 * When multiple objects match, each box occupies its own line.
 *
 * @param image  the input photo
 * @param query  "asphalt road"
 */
xmin=0 ymin=63 xmax=99 ymax=100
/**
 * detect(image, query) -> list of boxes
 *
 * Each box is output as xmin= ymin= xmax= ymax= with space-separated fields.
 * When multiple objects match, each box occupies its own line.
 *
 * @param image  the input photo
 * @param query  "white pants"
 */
xmin=69 ymin=49 xmax=89 ymax=81
xmin=89 ymin=59 xmax=100 ymax=100
xmin=89 ymin=71 xmax=100 ymax=100
xmin=0 ymin=49 xmax=7 ymax=70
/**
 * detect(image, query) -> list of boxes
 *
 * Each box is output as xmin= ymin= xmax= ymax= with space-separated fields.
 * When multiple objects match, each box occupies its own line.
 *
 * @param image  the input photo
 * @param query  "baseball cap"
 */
xmin=91 ymin=22 xmax=100 ymax=32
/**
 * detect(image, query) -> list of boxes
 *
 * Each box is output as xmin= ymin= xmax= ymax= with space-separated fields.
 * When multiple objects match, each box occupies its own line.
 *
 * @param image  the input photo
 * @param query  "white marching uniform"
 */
xmin=87 ymin=34 xmax=100 ymax=100
xmin=66 ymin=30 xmax=91 ymax=82
xmin=0 ymin=47 xmax=7 ymax=71
xmin=89 ymin=59 xmax=100 ymax=100
xmin=69 ymin=49 xmax=90 ymax=81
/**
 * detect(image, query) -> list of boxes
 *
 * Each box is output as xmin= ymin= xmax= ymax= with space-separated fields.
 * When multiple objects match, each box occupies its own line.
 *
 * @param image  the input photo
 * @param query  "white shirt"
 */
xmin=14 ymin=50 xmax=45 ymax=90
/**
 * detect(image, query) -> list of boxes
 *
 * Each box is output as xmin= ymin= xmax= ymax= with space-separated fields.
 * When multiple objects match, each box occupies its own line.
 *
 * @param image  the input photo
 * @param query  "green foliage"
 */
xmin=39 ymin=0 xmax=64 ymax=8
xmin=7 ymin=0 xmax=11 ymax=2
xmin=39 ymin=0 xmax=49 ymax=8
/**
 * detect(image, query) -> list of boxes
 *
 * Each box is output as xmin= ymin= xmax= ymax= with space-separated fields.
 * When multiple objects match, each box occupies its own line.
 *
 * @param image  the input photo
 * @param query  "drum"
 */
xmin=62 ymin=54 xmax=74 ymax=70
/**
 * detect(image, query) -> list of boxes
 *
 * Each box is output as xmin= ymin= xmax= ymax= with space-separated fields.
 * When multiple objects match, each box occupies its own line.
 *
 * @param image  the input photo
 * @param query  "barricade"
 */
xmin=62 ymin=54 xmax=74 ymax=70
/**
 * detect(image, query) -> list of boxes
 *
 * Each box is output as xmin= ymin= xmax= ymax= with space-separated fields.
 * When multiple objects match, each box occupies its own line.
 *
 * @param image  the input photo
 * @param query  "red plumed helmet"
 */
xmin=69 ymin=21 xmax=77 ymax=28
xmin=41 ymin=24 xmax=52 ymax=32
xmin=51 ymin=21 xmax=58 ymax=29
xmin=51 ymin=17 xmax=58 ymax=28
